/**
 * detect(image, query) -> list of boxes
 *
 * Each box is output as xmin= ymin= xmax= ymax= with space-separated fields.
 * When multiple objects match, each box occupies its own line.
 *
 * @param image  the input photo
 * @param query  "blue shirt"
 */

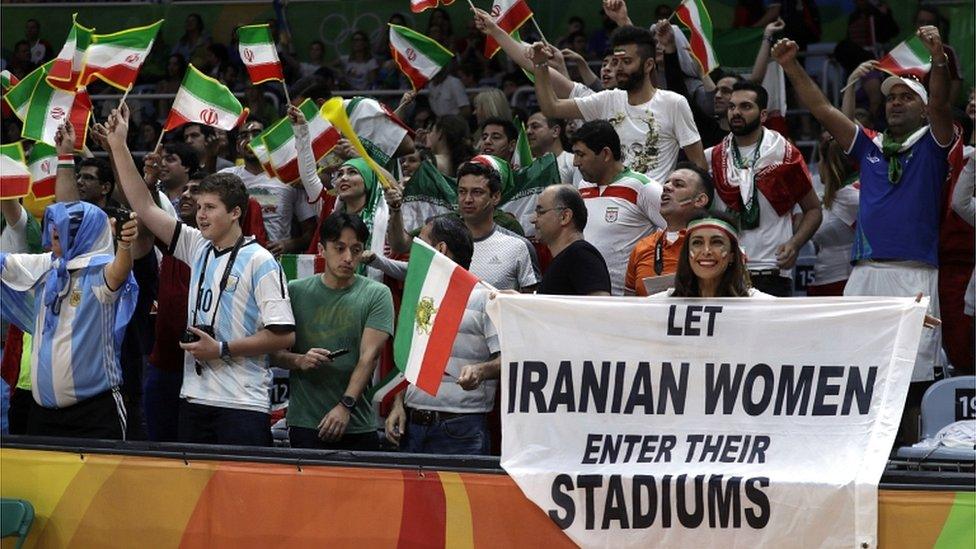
xmin=847 ymin=127 xmax=950 ymax=267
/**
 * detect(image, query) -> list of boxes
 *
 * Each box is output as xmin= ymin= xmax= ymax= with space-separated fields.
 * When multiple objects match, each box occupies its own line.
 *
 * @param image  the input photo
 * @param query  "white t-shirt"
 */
xmin=557 ymin=150 xmax=581 ymax=186
xmin=574 ymin=89 xmax=700 ymax=183
xmin=427 ymin=75 xmax=470 ymax=117
xmin=169 ymin=224 xmax=295 ymax=413
xmin=569 ymin=82 xmax=595 ymax=100
xmin=341 ymin=56 xmax=378 ymax=90
xmin=580 ymin=169 xmax=665 ymax=295
xmin=470 ymin=226 xmax=538 ymax=291
xmin=812 ymin=184 xmax=859 ymax=286
xmin=0 ymin=205 xmax=29 ymax=253
xmin=218 ymin=165 xmax=318 ymax=244
xmin=707 ymin=143 xmax=794 ymax=277
xmin=405 ymin=290 xmax=499 ymax=413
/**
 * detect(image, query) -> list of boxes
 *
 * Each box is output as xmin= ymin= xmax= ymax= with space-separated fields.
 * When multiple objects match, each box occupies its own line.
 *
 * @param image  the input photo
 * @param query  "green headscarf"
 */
xmin=340 ymin=158 xmax=385 ymax=275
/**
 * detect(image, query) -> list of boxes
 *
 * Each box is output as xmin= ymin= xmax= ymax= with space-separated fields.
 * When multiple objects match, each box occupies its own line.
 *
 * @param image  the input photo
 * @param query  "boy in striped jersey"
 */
xmin=1 ymin=201 xmax=139 ymax=439
xmin=108 ymin=104 xmax=296 ymax=446
xmin=571 ymin=120 xmax=665 ymax=295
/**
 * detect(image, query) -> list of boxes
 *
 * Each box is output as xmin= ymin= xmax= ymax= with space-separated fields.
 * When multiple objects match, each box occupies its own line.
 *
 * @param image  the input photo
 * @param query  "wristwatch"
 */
xmin=340 ymin=395 xmax=356 ymax=410
xmin=219 ymin=341 xmax=232 ymax=359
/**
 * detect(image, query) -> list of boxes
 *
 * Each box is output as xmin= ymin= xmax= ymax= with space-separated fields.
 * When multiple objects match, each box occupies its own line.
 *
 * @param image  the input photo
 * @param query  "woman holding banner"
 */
xmin=653 ymin=210 xmax=773 ymax=299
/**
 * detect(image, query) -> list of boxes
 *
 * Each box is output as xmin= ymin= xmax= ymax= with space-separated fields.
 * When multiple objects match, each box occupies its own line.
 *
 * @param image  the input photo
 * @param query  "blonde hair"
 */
xmin=473 ymin=89 xmax=512 ymax=126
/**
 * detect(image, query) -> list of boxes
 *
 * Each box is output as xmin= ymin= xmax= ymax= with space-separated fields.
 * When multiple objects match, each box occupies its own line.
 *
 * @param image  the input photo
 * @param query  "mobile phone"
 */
xmin=327 ymin=348 xmax=350 ymax=360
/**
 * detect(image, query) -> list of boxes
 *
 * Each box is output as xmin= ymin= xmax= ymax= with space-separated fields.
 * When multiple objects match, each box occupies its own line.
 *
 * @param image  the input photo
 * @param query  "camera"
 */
xmin=180 ymin=324 xmax=216 ymax=344
xmin=104 ymin=207 xmax=133 ymax=241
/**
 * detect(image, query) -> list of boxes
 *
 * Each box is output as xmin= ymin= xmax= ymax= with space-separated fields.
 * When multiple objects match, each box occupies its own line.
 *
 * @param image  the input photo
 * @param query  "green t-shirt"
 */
xmin=286 ymin=274 xmax=394 ymax=433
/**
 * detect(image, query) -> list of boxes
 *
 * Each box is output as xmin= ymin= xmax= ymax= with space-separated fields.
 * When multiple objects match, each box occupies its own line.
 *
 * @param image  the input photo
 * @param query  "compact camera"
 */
xmin=104 ymin=207 xmax=133 ymax=241
xmin=180 ymin=324 xmax=216 ymax=344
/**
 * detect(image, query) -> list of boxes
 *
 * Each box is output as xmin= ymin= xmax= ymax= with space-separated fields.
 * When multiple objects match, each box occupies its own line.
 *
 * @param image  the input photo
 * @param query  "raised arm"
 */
xmin=603 ymin=0 xmax=634 ymax=27
xmin=103 ymin=212 xmax=138 ymax=291
xmin=106 ymin=104 xmax=178 ymax=247
xmin=918 ymin=26 xmax=954 ymax=146
xmin=772 ymin=39 xmax=857 ymax=151
xmin=841 ymin=60 xmax=877 ymax=122
xmin=288 ymin=104 xmax=324 ymax=200
xmin=749 ymin=18 xmax=785 ymax=83
xmin=472 ymin=8 xmax=579 ymax=98
xmin=530 ymin=43 xmax=584 ymax=120
xmin=54 ymin=122 xmax=81 ymax=203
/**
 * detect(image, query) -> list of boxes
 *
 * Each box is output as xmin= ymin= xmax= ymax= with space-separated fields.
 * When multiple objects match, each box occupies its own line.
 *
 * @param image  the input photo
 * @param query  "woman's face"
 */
xmin=335 ymin=164 xmax=366 ymax=202
xmin=401 ymin=151 xmax=421 ymax=178
xmin=688 ymin=227 xmax=733 ymax=283
xmin=351 ymin=33 xmax=368 ymax=53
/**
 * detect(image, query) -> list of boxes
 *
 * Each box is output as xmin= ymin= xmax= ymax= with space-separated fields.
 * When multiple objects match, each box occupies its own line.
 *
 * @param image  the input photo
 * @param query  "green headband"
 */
xmin=687 ymin=217 xmax=739 ymax=240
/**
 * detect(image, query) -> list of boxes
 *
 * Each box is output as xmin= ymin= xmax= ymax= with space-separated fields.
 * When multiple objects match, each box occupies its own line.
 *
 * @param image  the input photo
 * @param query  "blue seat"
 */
xmin=0 ymin=498 xmax=34 ymax=549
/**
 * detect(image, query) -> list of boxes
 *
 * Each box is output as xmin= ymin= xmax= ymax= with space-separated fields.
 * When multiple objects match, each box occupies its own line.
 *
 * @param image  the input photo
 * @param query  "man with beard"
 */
xmin=218 ymin=118 xmax=318 ymax=257
xmin=531 ymin=25 xmax=705 ymax=183
xmin=774 ymin=29 xmax=955 ymax=438
xmin=704 ymin=81 xmax=821 ymax=297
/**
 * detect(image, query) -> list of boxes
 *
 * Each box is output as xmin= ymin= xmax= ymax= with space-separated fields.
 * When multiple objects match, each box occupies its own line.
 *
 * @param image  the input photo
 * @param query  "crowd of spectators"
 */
xmin=0 ymin=0 xmax=973 ymax=455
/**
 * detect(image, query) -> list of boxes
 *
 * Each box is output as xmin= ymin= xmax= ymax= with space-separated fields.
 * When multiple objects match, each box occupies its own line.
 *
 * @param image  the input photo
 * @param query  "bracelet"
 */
xmin=57 ymin=162 xmax=74 ymax=170
xmin=932 ymin=53 xmax=948 ymax=67
xmin=533 ymin=62 xmax=548 ymax=69
xmin=117 ymin=242 xmax=132 ymax=250
xmin=57 ymin=154 xmax=73 ymax=161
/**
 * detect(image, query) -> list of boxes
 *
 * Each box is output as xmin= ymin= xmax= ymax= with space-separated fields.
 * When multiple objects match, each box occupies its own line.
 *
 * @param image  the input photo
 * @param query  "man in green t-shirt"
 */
xmin=273 ymin=212 xmax=394 ymax=450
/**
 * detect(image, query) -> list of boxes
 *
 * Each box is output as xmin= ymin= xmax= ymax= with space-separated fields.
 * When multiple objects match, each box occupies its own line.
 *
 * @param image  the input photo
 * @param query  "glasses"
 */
xmin=534 ymin=206 xmax=567 ymax=216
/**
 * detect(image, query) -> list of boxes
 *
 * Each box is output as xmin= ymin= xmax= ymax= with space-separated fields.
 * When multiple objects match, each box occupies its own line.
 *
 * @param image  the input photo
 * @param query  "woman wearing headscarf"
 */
xmin=332 ymin=158 xmax=393 ymax=281
xmin=0 ymin=201 xmax=139 ymax=439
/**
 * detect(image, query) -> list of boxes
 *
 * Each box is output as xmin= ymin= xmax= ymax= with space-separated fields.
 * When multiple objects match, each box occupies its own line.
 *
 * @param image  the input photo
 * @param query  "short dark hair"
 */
xmin=298 ymin=81 xmax=333 ymax=103
xmin=428 ymin=215 xmax=474 ymax=270
xmin=79 ymin=158 xmax=113 ymax=186
xmin=320 ymin=211 xmax=370 ymax=245
xmin=189 ymin=169 xmax=209 ymax=181
xmin=609 ymin=25 xmax=656 ymax=66
xmin=184 ymin=123 xmax=215 ymax=139
xmin=197 ymin=172 xmax=249 ymax=223
xmin=713 ymin=69 xmax=745 ymax=85
xmin=673 ymin=161 xmax=714 ymax=207
xmin=545 ymin=116 xmax=570 ymax=151
xmin=571 ymin=120 xmax=621 ymax=160
xmin=480 ymin=117 xmax=518 ymax=142
xmin=457 ymin=161 xmax=503 ymax=195
xmin=731 ymin=81 xmax=769 ymax=110
xmin=162 ymin=142 xmax=199 ymax=171
xmin=551 ymin=184 xmax=587 ymax=232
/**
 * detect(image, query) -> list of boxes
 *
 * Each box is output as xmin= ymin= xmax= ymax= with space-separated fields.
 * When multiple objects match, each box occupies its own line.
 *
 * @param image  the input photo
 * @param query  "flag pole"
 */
xmin=119 ymin=83 xmax=133 ymax=107
xmin=530 ymin=16 xmax=549 ymax=45
xmin=153 ymin=129 xmax=166 ymax=152
xmin=281 ymin=80 xmax=292 ymax=106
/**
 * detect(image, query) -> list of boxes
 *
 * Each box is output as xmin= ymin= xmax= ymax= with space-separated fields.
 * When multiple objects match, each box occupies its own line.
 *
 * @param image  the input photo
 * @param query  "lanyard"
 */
xmin=654 ymin=235 xmax=665 ymax=276
xmin=192 ymin=234 xmax=245 ymax=329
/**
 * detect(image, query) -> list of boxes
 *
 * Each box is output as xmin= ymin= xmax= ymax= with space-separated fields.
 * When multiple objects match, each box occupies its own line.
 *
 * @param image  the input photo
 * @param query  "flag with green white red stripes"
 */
xmin=389 ymin=24 xmax=454 ymax=91
xmin=164 ymin=64 xmax=248 ymax=132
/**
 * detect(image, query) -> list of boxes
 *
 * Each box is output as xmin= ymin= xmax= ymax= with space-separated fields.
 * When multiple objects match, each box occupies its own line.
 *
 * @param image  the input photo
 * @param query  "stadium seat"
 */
xmin=0 ymin=498 xmax=34 ymax=549
xmin=920 ymin=375 xmax=976 ymax=439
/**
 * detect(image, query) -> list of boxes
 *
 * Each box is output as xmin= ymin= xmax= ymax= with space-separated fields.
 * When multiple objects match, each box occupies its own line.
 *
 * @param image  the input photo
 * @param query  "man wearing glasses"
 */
xmin=532 ymin=185 xmax=611 ymax=296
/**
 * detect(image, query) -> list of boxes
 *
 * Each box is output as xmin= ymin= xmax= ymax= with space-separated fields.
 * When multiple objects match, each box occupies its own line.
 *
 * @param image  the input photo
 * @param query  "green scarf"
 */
xmin=880 ymin=131 xmax=908 ymax=184
xmin=340 ymin=158 xmax=383 ymax=275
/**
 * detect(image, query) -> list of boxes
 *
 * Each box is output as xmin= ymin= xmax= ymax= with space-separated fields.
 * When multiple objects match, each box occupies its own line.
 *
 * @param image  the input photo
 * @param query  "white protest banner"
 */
xmin=486 ymin=295 xmax=926 ymax=548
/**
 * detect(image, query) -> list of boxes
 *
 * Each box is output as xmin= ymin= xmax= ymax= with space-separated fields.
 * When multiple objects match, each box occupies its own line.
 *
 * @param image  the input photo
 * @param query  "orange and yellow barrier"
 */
xmin=1 ymin=447 xmax=972 ymax=548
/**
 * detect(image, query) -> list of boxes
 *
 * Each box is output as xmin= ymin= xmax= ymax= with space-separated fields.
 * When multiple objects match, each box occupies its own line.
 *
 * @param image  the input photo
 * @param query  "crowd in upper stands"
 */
xmin=0 ymin=0 xmax=973 ymax=455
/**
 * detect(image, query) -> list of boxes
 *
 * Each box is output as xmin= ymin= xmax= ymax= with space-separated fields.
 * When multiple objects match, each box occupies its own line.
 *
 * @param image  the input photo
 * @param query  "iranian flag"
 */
xmin=410 ymin=0 xmax=455 ymax=14
xmin=876 ymin=35 xmax=931 ymax=80
xmin=48 ymin=14 xmax=93 ymax=91
xmin=238 ymin=24 xmax=285 ymax=84
xmin=21 ymin=75 xmax=92 ymax=151
xmin=259 ymin=99 xmax=340 ymax=184
xmin=366 ymin=369 xmax=409 ymax=406
xmin=1 ymin=71 xmax=17 ymax=91
xmin=394 ymin=238 xmax=480 ymax=396
xmin=4 ymin=62 xmax=52 ymax=121
xmin=484 ymin=0 xmax=534 ymax=59
xmin=1 ymin=143 xmax=31 ymax=199
xmin=389 ymin=24 xmax=453 ymax=91
xmin=675 ymin=0 xmax=720 ymax=74
xmin=512 ymin=115 xmax=533 ymax=169
xmin=80 ymin=20 xmax=163 ymax=91
xmin=27 ymin=142 xmax=57 ymax=199
xmin=279 ymin=253 xmax=324 ymax=281
xmin=248 ymin=135 xmax=277 ymax=178
xmin=164 ymin=64 xmax=248 ymax=132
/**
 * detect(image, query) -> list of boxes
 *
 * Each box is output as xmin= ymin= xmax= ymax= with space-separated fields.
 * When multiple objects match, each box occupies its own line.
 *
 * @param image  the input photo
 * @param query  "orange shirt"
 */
xmin=626 ymin=229 xmax=686 ymax=296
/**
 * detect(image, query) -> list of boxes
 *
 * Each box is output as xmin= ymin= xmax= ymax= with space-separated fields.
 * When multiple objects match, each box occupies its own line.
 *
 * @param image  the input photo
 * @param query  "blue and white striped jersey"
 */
xmin=169 ymin=223 xmax=295 ymax=413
